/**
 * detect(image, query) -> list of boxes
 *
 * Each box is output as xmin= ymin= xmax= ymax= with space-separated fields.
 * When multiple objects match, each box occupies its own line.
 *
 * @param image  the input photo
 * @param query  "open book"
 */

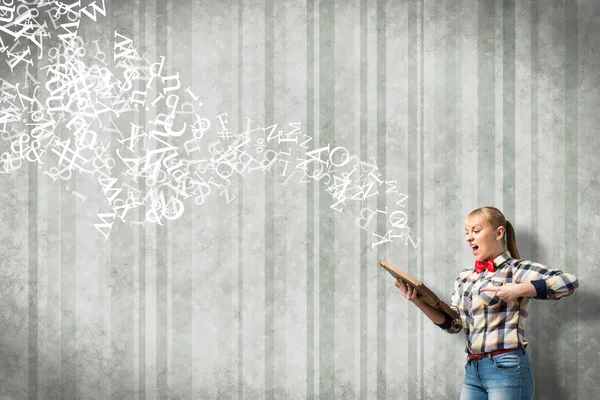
xmin=379 ymin=260 xmax=458 ymax=321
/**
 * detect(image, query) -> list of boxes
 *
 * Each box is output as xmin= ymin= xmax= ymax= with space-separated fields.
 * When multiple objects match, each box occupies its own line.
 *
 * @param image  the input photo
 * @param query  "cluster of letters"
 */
xmin=0 ymin=0 xmax=419 ymax=249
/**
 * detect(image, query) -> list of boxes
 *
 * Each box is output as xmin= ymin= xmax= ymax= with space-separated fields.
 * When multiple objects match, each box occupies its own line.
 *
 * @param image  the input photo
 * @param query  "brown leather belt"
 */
xmin=467 ymin=347 xmax=522 ymax=362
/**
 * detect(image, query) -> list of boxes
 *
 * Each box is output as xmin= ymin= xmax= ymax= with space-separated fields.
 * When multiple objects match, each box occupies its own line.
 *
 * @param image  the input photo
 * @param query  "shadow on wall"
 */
xmin=517 ymin=228 xmax=597 ymax=400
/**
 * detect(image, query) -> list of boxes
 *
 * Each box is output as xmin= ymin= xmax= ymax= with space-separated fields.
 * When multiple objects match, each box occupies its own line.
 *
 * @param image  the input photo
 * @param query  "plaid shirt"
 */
xmin=436 ymin=251 xmax=579 ymax=354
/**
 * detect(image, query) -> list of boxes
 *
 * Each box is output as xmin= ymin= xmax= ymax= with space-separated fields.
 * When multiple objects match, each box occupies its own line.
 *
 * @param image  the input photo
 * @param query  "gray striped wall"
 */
xmin=1 ymin=0 xmax=599 ymax=399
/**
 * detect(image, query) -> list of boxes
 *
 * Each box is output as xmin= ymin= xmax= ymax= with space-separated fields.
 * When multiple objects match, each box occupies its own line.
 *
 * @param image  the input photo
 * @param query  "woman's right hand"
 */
xmin=395 ymin=278 xmax=420 ymax=302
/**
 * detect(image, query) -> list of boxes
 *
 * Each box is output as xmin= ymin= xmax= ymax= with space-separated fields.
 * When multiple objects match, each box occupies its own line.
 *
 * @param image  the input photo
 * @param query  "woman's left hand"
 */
xmin=479 ymin=283 xmax=524 ymax=302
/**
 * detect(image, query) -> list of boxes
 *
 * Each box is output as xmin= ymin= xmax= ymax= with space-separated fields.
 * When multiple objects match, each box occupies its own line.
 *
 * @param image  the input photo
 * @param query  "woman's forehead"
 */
xmin=464 ymin=214 xmax=488 ymax=228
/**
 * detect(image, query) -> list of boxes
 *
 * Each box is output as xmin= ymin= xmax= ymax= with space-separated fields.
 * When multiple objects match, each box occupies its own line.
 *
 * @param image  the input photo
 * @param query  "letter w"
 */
xmin=93 ymin=212 xmax=116 ymax=240
xmin=80 ymin=0 xmax=107 ymax=22
xmin=114 ymin=31 xmax=136 ymax=60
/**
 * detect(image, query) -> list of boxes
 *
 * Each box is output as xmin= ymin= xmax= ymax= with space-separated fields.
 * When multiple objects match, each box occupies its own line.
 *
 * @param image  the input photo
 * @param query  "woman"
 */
xmin=395 ymin=206 xmax=579 ymax=400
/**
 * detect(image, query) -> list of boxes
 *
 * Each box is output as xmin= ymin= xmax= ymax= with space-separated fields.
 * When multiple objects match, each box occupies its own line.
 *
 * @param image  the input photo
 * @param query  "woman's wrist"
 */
xmin=519 ymin=282 xmax=537 ymax=297
xmin=410 ymin=296 xmax=423 ymax=305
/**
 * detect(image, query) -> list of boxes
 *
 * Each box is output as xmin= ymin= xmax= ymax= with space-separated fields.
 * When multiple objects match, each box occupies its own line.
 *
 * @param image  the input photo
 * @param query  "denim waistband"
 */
xmin=467 ymin=347 xmax=526 ymax=362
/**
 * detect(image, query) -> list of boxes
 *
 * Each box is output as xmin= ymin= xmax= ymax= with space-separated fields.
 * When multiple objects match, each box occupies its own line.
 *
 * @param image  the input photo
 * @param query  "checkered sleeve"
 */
xmin=435 ymin=275 xmax=464 ymax=334
xmin=512 ymin=259 xmax=579 ymax=300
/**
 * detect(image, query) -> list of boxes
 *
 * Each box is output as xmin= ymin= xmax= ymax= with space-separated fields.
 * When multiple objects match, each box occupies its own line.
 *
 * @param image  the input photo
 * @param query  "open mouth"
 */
xmin=471 ymin=245 xmax=479 ymax=254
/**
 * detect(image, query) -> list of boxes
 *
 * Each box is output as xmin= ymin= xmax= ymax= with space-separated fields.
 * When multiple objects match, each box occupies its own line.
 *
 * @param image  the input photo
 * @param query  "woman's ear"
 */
xmin=496 ymin=226 xmax=505 ymax=240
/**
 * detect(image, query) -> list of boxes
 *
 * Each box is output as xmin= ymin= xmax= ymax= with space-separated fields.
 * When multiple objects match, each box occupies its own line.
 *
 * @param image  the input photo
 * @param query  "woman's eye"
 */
xmin=474 ymin=231 xmax=480 ymax=234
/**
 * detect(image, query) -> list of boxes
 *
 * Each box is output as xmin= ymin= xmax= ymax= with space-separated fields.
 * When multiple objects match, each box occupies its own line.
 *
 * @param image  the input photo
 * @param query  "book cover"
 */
xmin=379 ymin=260 xmax=458 ymax=320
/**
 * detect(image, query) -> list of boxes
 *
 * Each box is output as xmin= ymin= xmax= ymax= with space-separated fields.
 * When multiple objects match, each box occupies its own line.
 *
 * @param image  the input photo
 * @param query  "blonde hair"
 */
xmin=467 ymin=206 xmax=520 ymax=259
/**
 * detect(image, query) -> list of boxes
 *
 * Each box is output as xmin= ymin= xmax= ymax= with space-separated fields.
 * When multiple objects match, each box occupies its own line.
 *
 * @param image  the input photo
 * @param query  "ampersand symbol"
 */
xmin=25 ymin=139 xmax=45 ymax=164
xmin=0 ymin=152 xmax=22 ymax=173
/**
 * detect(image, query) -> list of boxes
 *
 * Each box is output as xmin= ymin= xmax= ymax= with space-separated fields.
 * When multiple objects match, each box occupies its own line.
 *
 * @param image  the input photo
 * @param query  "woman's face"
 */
xmin=464 ymin=215 xmax=504 ymax=261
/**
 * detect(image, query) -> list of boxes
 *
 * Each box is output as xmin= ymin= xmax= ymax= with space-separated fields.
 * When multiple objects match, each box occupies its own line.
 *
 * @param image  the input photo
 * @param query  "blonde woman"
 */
xmin=396 ymin=206 xmax=579 ymax=400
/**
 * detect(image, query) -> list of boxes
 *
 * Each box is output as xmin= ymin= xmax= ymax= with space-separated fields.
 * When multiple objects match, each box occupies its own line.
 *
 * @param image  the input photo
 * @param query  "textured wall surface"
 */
xmin=0 ymin=0 xmax=599 ymax=399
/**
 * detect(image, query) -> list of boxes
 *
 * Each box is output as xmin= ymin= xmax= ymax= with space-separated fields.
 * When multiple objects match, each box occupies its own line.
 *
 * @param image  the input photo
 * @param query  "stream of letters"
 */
xmin=0 ymin=0 xmax=418 ymax=249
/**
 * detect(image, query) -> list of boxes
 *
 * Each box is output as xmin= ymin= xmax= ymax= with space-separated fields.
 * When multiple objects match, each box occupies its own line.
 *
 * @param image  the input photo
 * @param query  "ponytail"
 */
xmin=505 ymin=220 xmax=520 ymax=259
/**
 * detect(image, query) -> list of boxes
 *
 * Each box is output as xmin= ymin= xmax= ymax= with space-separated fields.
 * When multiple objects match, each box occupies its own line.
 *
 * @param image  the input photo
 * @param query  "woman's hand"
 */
xmin=395 ymin=278 xmax=420 ymax=302
xmin=479 ymin=282 xmax=527 ymax=302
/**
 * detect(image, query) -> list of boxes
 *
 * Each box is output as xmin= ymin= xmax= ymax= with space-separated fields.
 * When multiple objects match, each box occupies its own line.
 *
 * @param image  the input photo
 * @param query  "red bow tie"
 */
xmin=475 ymin=259 xmax=496 ymax=274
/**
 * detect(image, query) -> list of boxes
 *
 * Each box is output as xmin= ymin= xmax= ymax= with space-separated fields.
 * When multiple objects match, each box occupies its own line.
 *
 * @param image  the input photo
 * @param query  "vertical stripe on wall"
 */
xmin=170 ymin=0 xmax=193 ymax=397
xmin=319 ymin=0 xmax=335 ymax=396
xmin=111 ymin=0 xmax=136 ymax=395
xmin=458 ymin=0 xmax=465 ymax=384
xmin=418 ymin=1 xmax=425 ymax=397
xmin=237 ymin=0 xmax=245 ymax=398
xmin=137 ymin=0 xmax=147 ymax=397
xmin=140 ymin=2 xmax=155 ymax=395
xmin=333 ymin=1 xmax=357 ymax=395
xmin=46 ymin=28 xmax=61 ymax=394
xmin=503 ymin=0 xmax=515 ymax=223
xmin=274 ymin=1 xmax=290 ymax=393
xmin=60 ymin=13 xmax=77 ymax=397
xmin=27 ymin=45 xmax=39 ymax=400
xmin=155 ymin=0 xmax=168 ymax=397
xmin=34 ymin=23 xmax=54 ymax=396
xmin=529 ymin=0 xmax=539 ymax=370
xmin=444 ymin=1 xmax=453 ymax=394
xmin=477 ymin=1 xmax=495 ymax=205
xmin=407 ymin=0 xmax=418 ymax=396
xmin=433 ymin=2 xmax=446 ymax=396
xmin=530 ymin=5 xmax=539 ymax=258
xmin=538 ymin=1 xmax=564 ymax=397
xmin=445 ymin=0 xmax=462 ymax=395
xmin=359 ymin=0 xmax=368 ymax=397
xmin=217 ymin=0 xmax=236 ymax=396
xmin=167 ymin=5 xmax=174 ymax=396
xmin=265 ymin=0 xmax=275 ymax=397
xmin=274 ymin=0 xmax=289 ymax=391
xmin=0 ymin=68 xmax=29 ymax=398
xmin=331 ymin=1 xmax=355 ymax=396
xmin=564 ymin=0 xmax=579 ymax=396
xmin=46 ymin=12 xmax=74 ymax=399
xmin=306 ymin=0 xmax=315 ymax=397
xmin=376 ymin=0 xmax=387 ymax=398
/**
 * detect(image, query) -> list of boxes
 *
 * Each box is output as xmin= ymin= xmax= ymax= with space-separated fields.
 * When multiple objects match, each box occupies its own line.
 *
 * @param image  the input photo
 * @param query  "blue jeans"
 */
xmin=460 ymin=348 xmax=534 ymax=400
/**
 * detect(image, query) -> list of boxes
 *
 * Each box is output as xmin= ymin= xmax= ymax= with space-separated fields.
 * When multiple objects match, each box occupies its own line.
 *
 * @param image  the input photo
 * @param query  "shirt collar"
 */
xmin=493 ymin=250 xmax=512 ymax=267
